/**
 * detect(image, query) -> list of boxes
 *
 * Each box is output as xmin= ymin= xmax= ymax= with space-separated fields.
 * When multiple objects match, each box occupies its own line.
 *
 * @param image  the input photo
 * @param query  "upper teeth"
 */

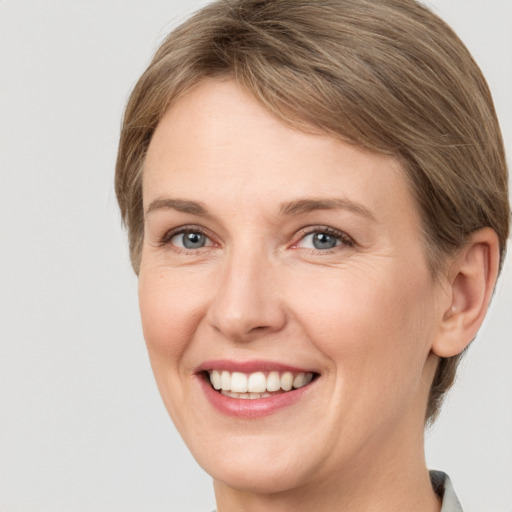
xmin=208 ymin=370 xmax=313 ymax=394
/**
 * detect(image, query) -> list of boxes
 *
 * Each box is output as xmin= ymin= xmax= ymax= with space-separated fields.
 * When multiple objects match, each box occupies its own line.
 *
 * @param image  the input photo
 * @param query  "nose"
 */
xmin=206 ymin=246 xmax=287 ymax=342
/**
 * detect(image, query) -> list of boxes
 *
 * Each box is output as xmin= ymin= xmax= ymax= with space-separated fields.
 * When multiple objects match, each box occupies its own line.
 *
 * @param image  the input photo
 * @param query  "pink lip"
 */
xmin=195 ymin=359 xmax=318 ymax=419
xmin=198 ymin=375 xmax=314 ymax=418
xmin=196 ymin=359 xmax=314 ymax=374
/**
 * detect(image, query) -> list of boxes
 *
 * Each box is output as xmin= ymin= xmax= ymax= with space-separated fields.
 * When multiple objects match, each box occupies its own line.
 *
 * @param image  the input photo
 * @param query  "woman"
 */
xmin=115 ymin=1 xmax=510 ymax=510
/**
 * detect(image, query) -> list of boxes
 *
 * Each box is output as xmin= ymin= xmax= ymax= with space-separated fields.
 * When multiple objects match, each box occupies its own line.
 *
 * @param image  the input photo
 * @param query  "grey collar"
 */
xmin=430 ymin=470 xmax=464 ymax=512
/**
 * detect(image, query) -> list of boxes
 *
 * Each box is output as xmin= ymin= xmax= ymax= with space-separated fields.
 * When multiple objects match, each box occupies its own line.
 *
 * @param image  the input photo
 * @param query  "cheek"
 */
xmin=290 ymin=266 xmax=436 ymax=395
xmin=295 ymin=268 xmax=431 ymax=342
xmin=137 ymin=269 xmax=211 ymax=432
xmin=138 ymin=270 xmax=205 ymax=365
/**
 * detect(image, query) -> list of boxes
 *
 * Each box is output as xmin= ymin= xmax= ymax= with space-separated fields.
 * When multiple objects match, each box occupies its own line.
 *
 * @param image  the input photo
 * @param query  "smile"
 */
xmin=197 ymin=360 xmax=319 ymax=417
xmin=208 ymin=370 xmax=314 ymax=399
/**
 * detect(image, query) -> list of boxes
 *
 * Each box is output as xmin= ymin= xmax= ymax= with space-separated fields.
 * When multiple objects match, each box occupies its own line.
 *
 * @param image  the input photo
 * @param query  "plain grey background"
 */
xmin=1 ymin=1 xmax=511 ymax=511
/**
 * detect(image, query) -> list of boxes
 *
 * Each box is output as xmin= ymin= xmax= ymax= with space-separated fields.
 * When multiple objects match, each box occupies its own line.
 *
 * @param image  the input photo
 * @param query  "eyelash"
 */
xmin=158 ymin=225 xmax=355 ymax=253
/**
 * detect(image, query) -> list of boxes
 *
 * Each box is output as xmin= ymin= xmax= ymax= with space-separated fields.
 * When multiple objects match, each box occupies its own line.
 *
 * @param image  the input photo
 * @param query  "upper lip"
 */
xmin=196 ymin=359 xmax=318 ymax=374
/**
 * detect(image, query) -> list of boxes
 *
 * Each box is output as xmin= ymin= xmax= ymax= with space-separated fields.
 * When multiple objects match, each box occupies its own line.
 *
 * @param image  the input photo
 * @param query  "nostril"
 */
xmin=250 ymin=325 xmax=271 ymax=333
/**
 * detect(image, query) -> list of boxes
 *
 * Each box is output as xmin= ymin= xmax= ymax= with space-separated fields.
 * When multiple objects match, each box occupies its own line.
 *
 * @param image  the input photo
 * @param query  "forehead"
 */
xmin=143 ymin=79 xmax=420 ymax=230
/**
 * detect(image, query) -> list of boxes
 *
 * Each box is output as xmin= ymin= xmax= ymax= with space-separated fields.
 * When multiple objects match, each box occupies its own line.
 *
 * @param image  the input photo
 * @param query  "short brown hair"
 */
xmin=115 ymin=0 xmax=510 ymax=422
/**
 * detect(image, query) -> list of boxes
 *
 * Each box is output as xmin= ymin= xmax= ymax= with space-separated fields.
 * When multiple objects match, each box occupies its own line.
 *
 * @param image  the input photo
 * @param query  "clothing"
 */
xmin=211 ymin=470 xmax=463 ymax=512
xmin=430 ymin=470 xmax=464 ymax=512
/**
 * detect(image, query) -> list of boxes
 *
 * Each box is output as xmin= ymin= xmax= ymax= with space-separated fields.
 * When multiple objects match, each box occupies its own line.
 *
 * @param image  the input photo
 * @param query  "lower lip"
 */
xmin=198 ymin=375 xmax=315 ymax=419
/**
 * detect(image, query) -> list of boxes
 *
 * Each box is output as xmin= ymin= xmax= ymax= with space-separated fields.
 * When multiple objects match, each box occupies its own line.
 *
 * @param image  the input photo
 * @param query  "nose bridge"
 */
xmin=207 ymin=240 xmax=286 ymax=340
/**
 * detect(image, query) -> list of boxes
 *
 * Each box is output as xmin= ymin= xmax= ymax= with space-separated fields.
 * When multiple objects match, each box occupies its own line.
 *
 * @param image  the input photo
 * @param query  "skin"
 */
xmin=138 ymin=78 xmax=499 ymax=511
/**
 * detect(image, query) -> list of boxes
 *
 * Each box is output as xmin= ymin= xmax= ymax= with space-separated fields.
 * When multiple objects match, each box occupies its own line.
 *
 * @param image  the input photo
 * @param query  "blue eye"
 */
xmin=310 ymin=232 xmax=339 ymax=250
xmin=296 ymin=228 xmax=352 ymax=251
xmin=170 ymin=231 xmax=210 ymax=249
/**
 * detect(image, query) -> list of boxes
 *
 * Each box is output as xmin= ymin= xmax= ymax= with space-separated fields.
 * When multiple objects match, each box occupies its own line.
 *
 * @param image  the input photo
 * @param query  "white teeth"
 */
xmin=293 ymin=373 xmax=307 ymax=388
xmin=267 ymin=371 xmax=281 ymax=392
xmin=221 ymin=391 xmax=239 ymax=398
xmin=248 ymin=372 xmax=267 ymax=393
xmin=280 ymin=371 xmax=293 ymax=391
xmin=231 ymin=372 xmax=248 ymax=393
xmin=211 ymin=370 xmax=222 ymax=390
xmin=209 ymin=369 xmax=314 ymax=398
xmin=221 ymin=390 xmax=274 ymax=399
xmin=221 ymin=370 xmax=231 ymax=391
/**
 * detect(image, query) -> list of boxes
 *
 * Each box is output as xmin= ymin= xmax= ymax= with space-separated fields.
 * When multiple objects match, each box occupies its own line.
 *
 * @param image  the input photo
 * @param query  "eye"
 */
xmin=312 ymin=232 xmax=339 ymax=250
xmin=295 ymin=228 xmax=353 ymax=251
xmin=168 ymin=230 xmax=213 ymax=250
xmin=300 ymin=232 xmax=339 ymax=250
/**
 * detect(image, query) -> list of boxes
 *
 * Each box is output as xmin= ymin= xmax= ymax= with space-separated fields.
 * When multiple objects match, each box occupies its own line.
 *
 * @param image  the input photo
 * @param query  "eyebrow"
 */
xmin=145 ymin=196 xmax=376 ymax=221
xmin=145 ymin=198 xmax=208 ymax=217
xmin=279 ymin=198 xmax=376 ymax=221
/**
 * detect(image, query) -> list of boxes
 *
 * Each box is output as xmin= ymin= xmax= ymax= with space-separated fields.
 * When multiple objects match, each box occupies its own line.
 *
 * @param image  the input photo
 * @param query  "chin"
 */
xmin=206 ymin=457 xmax=309 ymax=495
xmin=185 ymin=429 xmax=327 ymax=495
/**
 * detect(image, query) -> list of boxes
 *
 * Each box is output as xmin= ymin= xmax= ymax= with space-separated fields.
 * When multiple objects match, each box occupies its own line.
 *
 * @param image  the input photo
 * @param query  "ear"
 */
xmin=432 ymin=228 xmax=501 ymax=358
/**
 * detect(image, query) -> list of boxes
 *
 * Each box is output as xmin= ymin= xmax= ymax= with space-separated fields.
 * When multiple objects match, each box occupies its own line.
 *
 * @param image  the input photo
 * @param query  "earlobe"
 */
xmin=432 ymin=228 xmax=500 ymax=358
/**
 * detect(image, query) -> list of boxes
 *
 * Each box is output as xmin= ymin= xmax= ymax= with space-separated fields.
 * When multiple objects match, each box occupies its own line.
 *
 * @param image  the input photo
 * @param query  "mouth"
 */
xmin=203 ymin=369 xmax=316 ymax=399
xmin=196 ymin=360 xmax=320 ymax=417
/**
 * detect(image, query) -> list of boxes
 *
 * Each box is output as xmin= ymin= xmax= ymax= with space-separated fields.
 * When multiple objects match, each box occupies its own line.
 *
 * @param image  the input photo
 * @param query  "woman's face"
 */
xmin=139 ymin=79 xmax=448 ymax=495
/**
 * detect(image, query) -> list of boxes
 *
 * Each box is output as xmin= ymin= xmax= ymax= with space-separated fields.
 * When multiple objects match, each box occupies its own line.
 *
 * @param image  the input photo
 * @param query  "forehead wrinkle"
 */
xmin=279 ymin=198 xmax=376 ymax=222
